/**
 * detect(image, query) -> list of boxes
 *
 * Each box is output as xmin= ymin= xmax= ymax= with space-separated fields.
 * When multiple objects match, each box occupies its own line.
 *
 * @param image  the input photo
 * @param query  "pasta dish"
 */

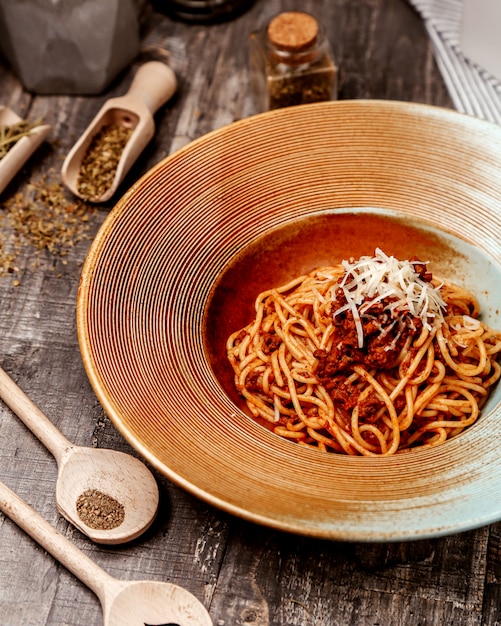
xmin=226 ymin=249 xmax=501 ymax=456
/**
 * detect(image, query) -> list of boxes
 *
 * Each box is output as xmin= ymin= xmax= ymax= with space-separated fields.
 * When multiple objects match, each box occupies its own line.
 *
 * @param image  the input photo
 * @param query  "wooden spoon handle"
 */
xmin=0 ymin=479 xmax=114 ymax=601
xmin=0 ymin=366 xmax=71 ymax=463
xmin=126 ymin=61 xmax=177 ymax=115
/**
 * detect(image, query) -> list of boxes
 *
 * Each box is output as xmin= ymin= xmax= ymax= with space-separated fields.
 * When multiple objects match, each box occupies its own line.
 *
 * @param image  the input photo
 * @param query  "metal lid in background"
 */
xmin=150 ymin=0 xmax=255 ymax=24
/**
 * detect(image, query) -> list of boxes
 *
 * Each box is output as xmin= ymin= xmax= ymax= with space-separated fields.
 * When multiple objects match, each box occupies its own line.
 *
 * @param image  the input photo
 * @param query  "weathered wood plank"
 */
xmin=0 ymin=1 xmax=494 ymax=625
xmin=208 ymin=521 xmax=490 ymax=625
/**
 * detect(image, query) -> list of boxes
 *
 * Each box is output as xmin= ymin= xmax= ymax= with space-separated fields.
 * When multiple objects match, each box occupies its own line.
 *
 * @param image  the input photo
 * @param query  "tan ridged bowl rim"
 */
xmin=77 ymin=100 xmax=501 ymax=542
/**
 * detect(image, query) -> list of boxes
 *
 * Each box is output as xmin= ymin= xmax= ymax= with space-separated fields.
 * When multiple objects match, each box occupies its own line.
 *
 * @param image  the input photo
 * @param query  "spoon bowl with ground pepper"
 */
xmin=61 ymin=61 xmax=177 ymax=203
xmin=0 ymin=365 xmax=159 ymax=544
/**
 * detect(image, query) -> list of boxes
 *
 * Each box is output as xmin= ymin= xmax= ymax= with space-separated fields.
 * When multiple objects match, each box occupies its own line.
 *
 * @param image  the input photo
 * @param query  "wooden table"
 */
xmin=2 ymin=1 xmax=499 ymax=625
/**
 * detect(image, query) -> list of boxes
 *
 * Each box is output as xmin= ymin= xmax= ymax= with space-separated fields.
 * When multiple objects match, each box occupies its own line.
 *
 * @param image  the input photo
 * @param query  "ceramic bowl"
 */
xmin=77 ymin=100 xmax=501 ymax=541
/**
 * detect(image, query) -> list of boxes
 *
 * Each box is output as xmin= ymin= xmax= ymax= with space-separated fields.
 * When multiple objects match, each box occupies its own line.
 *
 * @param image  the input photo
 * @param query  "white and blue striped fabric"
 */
xmin=407 ymin=0 xmax=501 ymax=124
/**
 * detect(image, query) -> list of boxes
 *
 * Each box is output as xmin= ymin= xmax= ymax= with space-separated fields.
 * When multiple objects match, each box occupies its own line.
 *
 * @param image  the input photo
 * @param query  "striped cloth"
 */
xmin=408 ymin=0 xmax=501 ymax=124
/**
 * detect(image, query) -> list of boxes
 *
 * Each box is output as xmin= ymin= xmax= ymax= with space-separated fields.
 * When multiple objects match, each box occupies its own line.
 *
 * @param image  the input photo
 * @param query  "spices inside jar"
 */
xmin=76 ymin=488 xmax=125 ymax=530
xmin=77 ymin=123 xmax=133 ymax=201
xmin=249 ymin=11 xmax=337 ymax=112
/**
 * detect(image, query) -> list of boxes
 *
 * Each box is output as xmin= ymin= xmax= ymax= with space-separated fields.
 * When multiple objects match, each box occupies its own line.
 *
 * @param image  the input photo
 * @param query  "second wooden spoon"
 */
xmin=0 ymin=479 xmax=212 ymax=625
xmin=0 ymin=366 xmax=159 ymax=544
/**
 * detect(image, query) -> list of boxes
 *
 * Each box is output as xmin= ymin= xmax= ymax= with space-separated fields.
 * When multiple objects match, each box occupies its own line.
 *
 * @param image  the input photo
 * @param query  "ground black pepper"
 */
xmin=76 ymin=488 xmax=125 ymax=530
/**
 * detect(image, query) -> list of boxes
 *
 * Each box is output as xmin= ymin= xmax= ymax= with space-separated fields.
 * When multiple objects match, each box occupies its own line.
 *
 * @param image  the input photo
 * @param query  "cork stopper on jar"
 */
xmin=267 ymin=12 xmax=319 ymax=53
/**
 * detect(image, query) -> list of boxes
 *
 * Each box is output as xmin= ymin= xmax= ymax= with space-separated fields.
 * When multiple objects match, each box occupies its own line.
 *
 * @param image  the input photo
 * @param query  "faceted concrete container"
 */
xmin=0 ymin=0 xmax=139 ymax=94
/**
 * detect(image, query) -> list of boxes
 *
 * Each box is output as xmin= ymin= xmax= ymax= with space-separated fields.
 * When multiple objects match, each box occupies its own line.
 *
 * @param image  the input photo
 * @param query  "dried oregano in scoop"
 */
xmin=77 ymin=123 xmax=133 ymax=201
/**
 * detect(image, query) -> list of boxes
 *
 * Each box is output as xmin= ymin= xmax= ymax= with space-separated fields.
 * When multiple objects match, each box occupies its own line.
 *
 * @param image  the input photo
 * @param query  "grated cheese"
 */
xmin=462 ymin=315 xmax=481 ymax=331
xmin=273 ymin=395 xmax=280 ymax=422
xmin=333 ymin=248 xmax=447 ymax=348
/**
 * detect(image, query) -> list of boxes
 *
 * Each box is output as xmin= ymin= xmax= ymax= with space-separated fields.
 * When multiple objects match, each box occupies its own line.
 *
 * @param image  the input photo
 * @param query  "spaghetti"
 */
xmin=226 ymin=249 xmax=501 ymax=456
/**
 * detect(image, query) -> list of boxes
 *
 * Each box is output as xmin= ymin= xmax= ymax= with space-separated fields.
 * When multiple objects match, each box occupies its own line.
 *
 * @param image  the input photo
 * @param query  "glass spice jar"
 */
xmin=249 ymin=11 xmax=338 ymax=112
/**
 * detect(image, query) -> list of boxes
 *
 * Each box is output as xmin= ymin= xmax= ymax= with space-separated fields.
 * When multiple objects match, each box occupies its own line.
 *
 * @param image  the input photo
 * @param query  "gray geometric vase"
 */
xmin=0 ymin=0 xmax=139 ymax=94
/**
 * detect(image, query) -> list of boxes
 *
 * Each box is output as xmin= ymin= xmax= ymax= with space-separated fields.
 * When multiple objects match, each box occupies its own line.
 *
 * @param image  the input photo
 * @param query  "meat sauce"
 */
xmin=311 ymin=258 xmax=432 ymax=420
xmin=313 ymin=306 xmax=421 ymax=420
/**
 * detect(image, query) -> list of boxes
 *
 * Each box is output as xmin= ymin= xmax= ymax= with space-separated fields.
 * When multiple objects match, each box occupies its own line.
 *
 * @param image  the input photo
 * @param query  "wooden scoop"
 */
xmin=61 ymin=61 xmax=177 ymax=203
xmin=0 ymin=366 xmax=159 ymax=544
xmin=0 ymin=480 xmax=213 ymax=625
xmin=0 ymin=106 xmax=51 ymax=195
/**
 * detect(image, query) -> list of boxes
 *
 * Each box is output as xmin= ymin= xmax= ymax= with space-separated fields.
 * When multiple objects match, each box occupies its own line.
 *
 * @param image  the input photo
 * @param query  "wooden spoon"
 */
xmin=0 ymin=366 xmax=159 ymax=544
xmin=0 ymin=480 xmax=212 ymax=625
xmin=61 ymin=60 xmax=177 ymax=203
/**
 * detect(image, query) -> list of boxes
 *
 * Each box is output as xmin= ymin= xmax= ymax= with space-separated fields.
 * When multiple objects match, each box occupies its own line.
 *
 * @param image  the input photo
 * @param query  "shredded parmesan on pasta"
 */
xmin=462 ymin=315 xmax=481 ymax=330
xmin=334 ymin=248 xmax=447 ymax=348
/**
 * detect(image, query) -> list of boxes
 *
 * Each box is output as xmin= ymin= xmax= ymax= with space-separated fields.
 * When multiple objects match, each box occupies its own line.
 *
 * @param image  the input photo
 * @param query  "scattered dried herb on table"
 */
xmin=0 ymin=119 xmax=42 ymax=160
xmin=77 ymin=123 xmax=133 ymax=201
xmin=0 ymin=173 xmax=96 ymax=278
xmin=76 ymin=488 xmax=125 ymax=530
